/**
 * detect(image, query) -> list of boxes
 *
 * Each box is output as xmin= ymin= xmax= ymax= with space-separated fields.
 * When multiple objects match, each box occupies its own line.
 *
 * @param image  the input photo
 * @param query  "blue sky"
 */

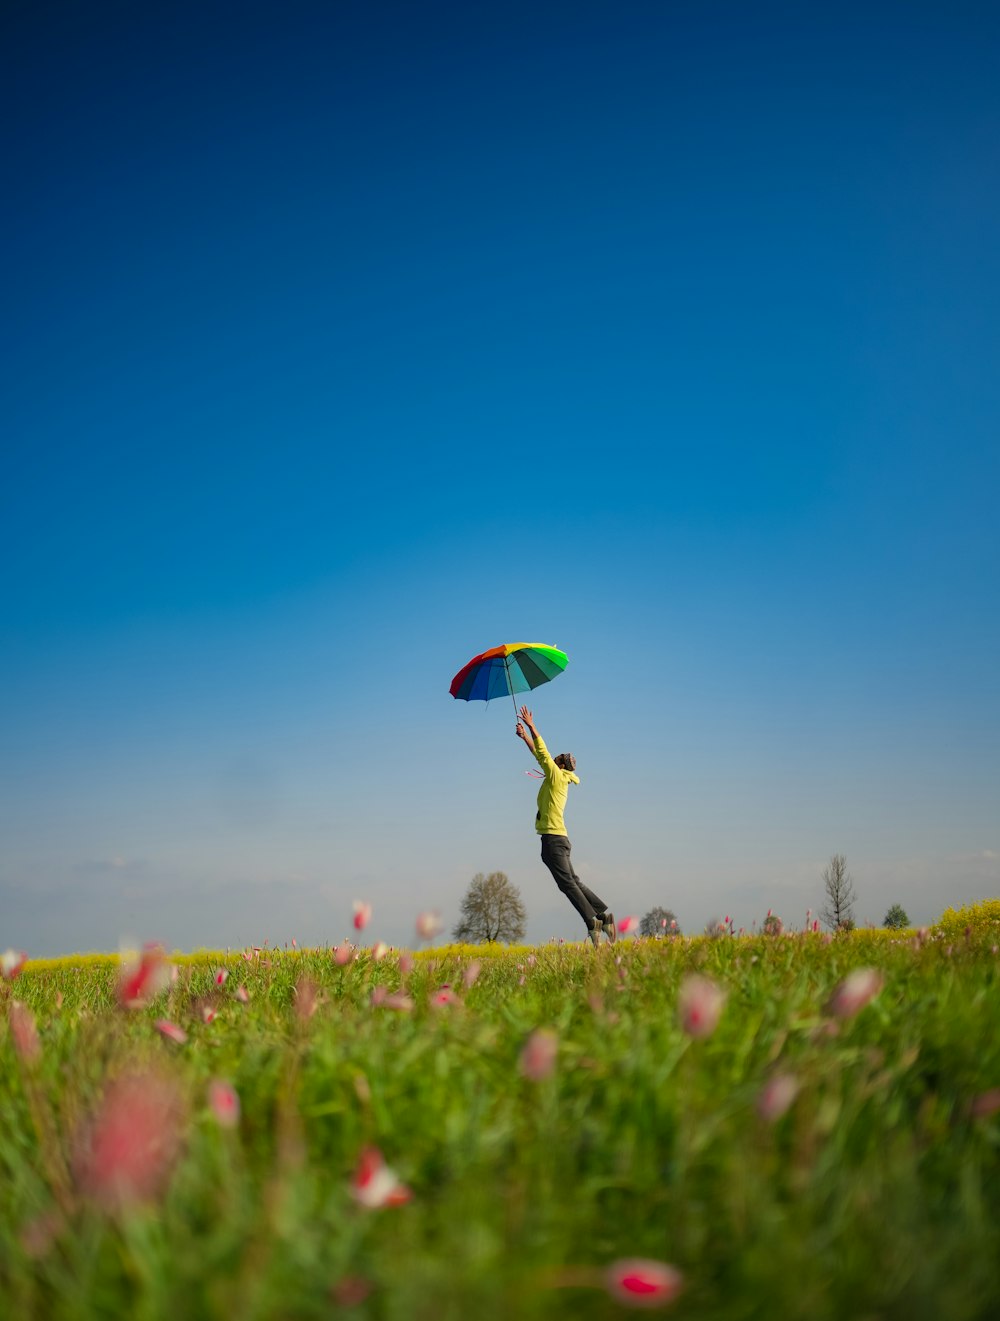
xmin=2 ymin=2 xmax=997 ymax=955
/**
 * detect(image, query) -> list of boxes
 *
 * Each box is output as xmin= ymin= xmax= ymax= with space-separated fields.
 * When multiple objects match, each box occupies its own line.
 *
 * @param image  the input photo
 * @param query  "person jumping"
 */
xmin=515 ymin=704 xmax=616 ymax=947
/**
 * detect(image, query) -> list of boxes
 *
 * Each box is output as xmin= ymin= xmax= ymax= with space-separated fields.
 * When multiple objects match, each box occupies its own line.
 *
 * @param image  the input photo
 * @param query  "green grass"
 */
xmin=2 ymin=929 xmax=999 ymax=1319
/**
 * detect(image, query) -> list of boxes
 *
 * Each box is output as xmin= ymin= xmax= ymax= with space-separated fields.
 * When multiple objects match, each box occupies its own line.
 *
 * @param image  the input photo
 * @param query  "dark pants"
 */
xmin=540 ymin=834 xmax=607 ymax=929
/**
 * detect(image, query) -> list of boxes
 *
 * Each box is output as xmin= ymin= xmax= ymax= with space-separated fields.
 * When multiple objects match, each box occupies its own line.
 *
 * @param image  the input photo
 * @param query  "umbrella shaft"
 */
xmin=505 ymin=655 xmax=519 ymax=721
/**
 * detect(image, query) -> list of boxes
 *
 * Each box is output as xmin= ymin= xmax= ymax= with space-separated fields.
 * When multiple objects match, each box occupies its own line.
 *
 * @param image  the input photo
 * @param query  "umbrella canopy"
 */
xmin=450 ymin=643 xmax=568 ymax=704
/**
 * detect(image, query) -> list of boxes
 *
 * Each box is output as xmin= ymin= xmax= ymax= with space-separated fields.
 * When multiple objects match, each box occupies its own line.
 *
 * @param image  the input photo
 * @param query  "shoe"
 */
xmin=601 ymin=912 xmax=617 ymax=945
xmin=587 ymin=919 xmax=602 ymax=948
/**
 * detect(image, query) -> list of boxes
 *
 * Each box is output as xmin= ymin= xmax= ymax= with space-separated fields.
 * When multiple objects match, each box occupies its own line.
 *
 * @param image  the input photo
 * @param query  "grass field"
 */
xmin=2 ymin=906 xmax=999 ymax=1319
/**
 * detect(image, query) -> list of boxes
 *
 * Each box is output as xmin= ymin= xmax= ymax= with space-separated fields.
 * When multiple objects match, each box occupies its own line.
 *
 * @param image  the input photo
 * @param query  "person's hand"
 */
xmin=519 ymin=705 xmax=534 ymax=725
xmin=515 ymin=722 xmax=525 ymax=738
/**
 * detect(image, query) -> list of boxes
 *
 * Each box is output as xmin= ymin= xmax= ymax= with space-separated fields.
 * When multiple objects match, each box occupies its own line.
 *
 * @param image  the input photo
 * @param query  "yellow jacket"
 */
xmin=532 ymin=734 xmax=580 ymax=835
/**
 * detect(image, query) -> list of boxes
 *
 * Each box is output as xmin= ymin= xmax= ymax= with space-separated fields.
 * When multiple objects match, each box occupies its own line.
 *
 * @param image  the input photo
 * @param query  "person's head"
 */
xmin=554 ymin=752 xmax=577 ymax=773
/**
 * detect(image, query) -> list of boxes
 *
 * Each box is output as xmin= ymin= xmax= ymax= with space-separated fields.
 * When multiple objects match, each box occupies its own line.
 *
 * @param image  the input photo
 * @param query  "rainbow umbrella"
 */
xmin=449 ymin=642 xmax=568 ymax=718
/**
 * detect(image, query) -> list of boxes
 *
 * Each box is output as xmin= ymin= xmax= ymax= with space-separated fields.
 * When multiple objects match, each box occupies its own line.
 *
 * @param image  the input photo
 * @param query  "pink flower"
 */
xmin=352 ymin=901 xmax=372 ymax=932
xmin=1 ymin=948 xmax=28 ymax=979
xmin=295 ymin=976 xmax=319 ymax=1020
xmin=331 ymin=1277 xmax=373 ymax=1307
xmin=334 ymin=941 xmax=355 ymax=966
xmin=234 ymin=985 xmax=250 ymax=1004
xmin=208 ymin=1080 xmax=240 ymax=1129
xmin=398 ymin=952 xmax=414 ymax=976
xmin=215 ymin=968 xmax=228 ymax=987
xmin=827 ymin=968 xmax=883 ymax=1019
xmin=605 ymin=1259 xmax=684 ymax=1309
xmin=618 ymin=916 xmax=638 ymax=935
xmin=9 ymin=1000 xmax=40 ymax=1062
xmin=74 ymin=1070 xmax=185 ymax=1209
xmin=677 ymin=974 xmax=726 ymax=1039
xmin=154 ymin=1019 xmax=188 ymax=1045
xmin=519 ymin=1028 xmax=558 ymax=1081
xmin=415 ymin=911 xmax=443 ymax=942
xmin=431 ymin=986 xmax=460 ymax=1009
xmin=462 ymin=960 xmax=481 ymax=989
xmin=969 ymin=1089 xmax=1000 ymax=1119
xmin=756 ymin=1073 xmax=800 ymax=1122
xmin=371 ymin=941 xmax=389 ymax=962
xmin=19 ymin=1210 xmax=63 ymax=1259
xmin=118 ymin=943 xmax=170 ymax=1009
xmin=200 ymin=1004 xmax=217 ymax=1025
xmin=350 ymin=1146 xmax=411 ymax=1209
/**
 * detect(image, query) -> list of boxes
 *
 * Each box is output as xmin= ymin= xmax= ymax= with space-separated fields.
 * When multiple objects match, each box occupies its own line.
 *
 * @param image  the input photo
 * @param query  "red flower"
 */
xmin=827 ymin=968 xmax=882 ymax=1019
xmin=208 ymin=1079 xmax=241 ymax=1129
xmin=1 ymin=948 xmax=28 ymax=979
xmin=350 ymin=1146 xmax=411 ymax=1209
xmin=331 ymin=1276 xmax=372 ymax=1307
xmin=756 ymin=1073 xmax=799 ymax=1122
xmin=295 ymin=976 xmax=320 ymax=1020
xmin=155 ymin=1019 xmax=188 ymax=1045
xmin=74 ymin=1070 xmax=185 ymax=1209
xmin=352 ymin=901 xmax=372 ymax=931
xmin=371 ymin=986 xmax=413 ymax=1011
xmin=118 ymin=943 xmax=170 ymax=1009
xmin=969 ymin=1088 xmax=1000 ymax=1119
xmin=605 ymin=1259 xmax=683 ymax=1308
xmin=519 ymin=1028 xmax=558 ymax=1081
xmin=415 ymin=910 xmax=443 ymax=942
xmin=677 ymin=974 xmax=725 ymax=1039
xmin=9 ymin=1000 xmax=40 ymax=1062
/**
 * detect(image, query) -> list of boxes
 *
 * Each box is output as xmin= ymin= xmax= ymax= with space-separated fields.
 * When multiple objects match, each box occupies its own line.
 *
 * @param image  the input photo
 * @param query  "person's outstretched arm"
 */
xmin=519 ymin=706 xmax=541 ymax=745
xmin=519 ymin=706 xmax=558 ymax=775
xmin=515 ymin=719 xmax=536 ymax=753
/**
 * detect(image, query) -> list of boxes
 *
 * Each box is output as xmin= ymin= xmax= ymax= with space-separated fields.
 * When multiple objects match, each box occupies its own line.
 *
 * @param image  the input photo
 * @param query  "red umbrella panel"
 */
xmin=449 ymin=643 xmax=568 ymax=714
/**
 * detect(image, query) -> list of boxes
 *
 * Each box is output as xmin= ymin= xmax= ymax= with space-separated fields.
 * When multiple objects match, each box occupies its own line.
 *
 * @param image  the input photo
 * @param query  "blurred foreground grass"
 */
xmin=2 ymin=925 xmax=999 ymax=1319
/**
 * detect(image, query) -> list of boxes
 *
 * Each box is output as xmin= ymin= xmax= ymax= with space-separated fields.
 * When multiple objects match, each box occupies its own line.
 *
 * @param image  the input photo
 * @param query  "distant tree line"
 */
xmin=451 ymin=856 xmax=913 ymax=945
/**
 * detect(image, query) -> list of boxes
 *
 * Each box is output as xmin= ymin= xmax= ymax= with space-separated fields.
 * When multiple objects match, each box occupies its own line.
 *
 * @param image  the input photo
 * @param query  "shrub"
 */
xmin=884 ymin=903 xmax=910 ymax=930
xmin=933 ymin=898 xmax=1000 ymax=943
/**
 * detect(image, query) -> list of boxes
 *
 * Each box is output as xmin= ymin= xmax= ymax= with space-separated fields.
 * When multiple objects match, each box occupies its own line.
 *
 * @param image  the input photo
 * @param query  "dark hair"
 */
xmin=555 ymin=752 xmax=576 ymax=772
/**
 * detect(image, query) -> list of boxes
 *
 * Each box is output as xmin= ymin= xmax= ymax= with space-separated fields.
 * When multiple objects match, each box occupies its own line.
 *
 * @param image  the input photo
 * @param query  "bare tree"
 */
xmin=820 ymin=853 xmax=857 ymax=930
xmin=453 ymin=871 xmax=527 ymax=944
xmin=640 ymin=906 xmax=680 ymax=937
